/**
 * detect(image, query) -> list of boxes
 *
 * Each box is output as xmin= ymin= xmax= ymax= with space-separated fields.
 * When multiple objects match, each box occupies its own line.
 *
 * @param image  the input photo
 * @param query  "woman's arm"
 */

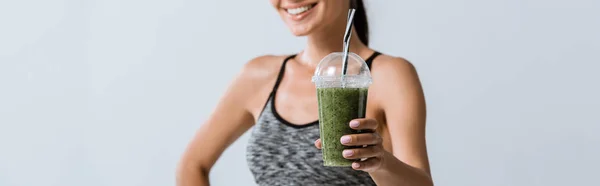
xmin=369 ymin=57 xmax=432 ymax=186
xmin=176 ymin=56 xmax=276 ymax=186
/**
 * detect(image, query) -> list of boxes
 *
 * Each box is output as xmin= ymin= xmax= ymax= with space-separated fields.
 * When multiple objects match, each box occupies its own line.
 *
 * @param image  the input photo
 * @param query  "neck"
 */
xmin=297 ymin=26 xmax=367 ymax=68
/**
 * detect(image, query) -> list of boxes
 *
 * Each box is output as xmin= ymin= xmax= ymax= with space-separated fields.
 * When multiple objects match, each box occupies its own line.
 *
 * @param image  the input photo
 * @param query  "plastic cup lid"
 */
xmin=311 ymin=52 xmax=372 ymax=88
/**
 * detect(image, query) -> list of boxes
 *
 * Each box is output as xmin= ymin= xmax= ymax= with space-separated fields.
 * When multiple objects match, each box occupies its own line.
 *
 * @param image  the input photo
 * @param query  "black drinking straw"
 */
xmin=341 ymin=9 xmax=356 ymax=79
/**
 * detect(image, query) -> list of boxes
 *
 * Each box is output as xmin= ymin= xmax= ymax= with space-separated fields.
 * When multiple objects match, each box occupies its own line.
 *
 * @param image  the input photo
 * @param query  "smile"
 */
xmin=284 ymin=2 xmax=318 ymax=20
xmin=286 ymin=3 xmax=316 ymax=15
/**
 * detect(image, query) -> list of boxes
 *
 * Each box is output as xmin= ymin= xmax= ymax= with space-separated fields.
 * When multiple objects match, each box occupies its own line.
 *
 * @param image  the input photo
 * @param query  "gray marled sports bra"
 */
xmin=246 ymin=52 xmax=381 ymax=186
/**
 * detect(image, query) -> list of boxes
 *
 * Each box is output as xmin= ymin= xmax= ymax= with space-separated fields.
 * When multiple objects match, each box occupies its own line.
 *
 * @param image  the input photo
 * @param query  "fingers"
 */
xmin=351 ymin=157 xmax=383 ymax=172
xmin=349 ymin=118 xmax=378 ymax=130
xmin=342 ymin=146 xmax=384 ymax=160
xmin=340 ymin=133 xmax=382 ymax=146
xmin=314 ymin=138 xmax=322 ymax=149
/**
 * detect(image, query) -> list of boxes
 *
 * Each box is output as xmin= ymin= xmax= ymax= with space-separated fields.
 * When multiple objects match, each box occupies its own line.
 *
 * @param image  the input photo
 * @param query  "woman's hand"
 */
xmin=314 ymin=118 xmax=387 ymax=172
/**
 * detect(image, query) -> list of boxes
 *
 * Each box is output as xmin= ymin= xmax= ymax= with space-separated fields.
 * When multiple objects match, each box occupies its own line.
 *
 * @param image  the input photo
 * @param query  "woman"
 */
xmin=177 ymin=0 xmax=433 ymax=185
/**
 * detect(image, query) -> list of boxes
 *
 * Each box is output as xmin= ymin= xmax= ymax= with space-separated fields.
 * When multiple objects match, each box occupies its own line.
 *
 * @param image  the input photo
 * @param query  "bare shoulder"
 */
xmin=241 ymin=55 xmax=285 ymax=79
xmin=234 ymin=54 xmax=291 ymax=116
xmin=370 ymin=54 xmax=420 ymax=81
xmin=237 ymin=54 xmax=292 ymax=84
xmin=369 ymin=53 xmax=425 ymax=112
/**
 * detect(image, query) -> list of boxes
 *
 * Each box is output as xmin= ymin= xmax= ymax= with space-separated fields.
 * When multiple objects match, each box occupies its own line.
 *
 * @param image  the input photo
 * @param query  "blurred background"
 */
xmin=1 ymin=0 xmax=599 ymax=186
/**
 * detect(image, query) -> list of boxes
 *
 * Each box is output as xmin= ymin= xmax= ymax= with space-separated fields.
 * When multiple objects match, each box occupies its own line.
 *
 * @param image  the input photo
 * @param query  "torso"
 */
xmin=247 ymin=51 xmax=393 ymax=151
xmin=245 ymin=51 xmax=392 ymax=185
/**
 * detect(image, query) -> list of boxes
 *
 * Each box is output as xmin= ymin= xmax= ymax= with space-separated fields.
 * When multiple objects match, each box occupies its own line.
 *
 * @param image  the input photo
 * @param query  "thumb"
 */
xmin=314 ymin=138 xmax=322 ymax=149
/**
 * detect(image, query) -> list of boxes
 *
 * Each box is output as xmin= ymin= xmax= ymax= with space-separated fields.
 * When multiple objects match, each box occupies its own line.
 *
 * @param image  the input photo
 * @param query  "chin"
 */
xmin=289 ymin=25 xmax=314 ymax=36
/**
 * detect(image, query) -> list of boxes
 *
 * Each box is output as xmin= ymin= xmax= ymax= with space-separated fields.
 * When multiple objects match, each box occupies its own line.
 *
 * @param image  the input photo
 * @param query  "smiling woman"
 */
xmin=177 ymin=0 xmax=433 ymax=185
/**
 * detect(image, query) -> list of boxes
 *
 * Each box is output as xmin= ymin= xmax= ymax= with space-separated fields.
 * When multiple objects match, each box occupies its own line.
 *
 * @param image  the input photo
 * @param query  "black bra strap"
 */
xmin=365 ymin=51 xmax=381 ymax=70
xmin=272 ymin=54 xmax=297 ymax=92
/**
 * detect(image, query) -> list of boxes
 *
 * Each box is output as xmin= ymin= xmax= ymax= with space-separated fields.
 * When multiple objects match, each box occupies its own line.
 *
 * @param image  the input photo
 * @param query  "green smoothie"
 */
xmin=317 ymin=87 xmax=369 ymax=166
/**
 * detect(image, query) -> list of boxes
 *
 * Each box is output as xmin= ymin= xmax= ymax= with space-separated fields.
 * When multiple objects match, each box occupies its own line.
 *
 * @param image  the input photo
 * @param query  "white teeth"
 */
xmin=287 ymin=5 xmax=313 ymax=15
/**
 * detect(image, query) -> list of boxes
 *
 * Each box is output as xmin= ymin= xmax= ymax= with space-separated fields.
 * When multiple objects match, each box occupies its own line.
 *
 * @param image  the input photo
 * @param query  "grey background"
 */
xmin=1 ymin=0 xmax=599 ymax=186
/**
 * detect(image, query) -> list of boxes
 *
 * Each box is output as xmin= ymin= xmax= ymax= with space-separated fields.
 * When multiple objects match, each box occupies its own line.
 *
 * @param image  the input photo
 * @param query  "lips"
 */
xmin=286 ymin=4 xmax=314 ymax=15
xmin=283 ymin=2 xmax=318 ymax=21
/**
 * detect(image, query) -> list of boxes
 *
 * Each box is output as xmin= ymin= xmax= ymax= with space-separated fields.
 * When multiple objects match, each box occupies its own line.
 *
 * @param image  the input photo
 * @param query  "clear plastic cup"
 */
xmin=312 ymin=52 xmax=373 ymax=167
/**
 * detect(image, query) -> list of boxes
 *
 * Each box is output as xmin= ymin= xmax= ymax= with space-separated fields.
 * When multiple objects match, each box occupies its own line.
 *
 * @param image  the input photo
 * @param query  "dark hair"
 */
xmin=351 ymin=0 xmax=369 ymax=46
